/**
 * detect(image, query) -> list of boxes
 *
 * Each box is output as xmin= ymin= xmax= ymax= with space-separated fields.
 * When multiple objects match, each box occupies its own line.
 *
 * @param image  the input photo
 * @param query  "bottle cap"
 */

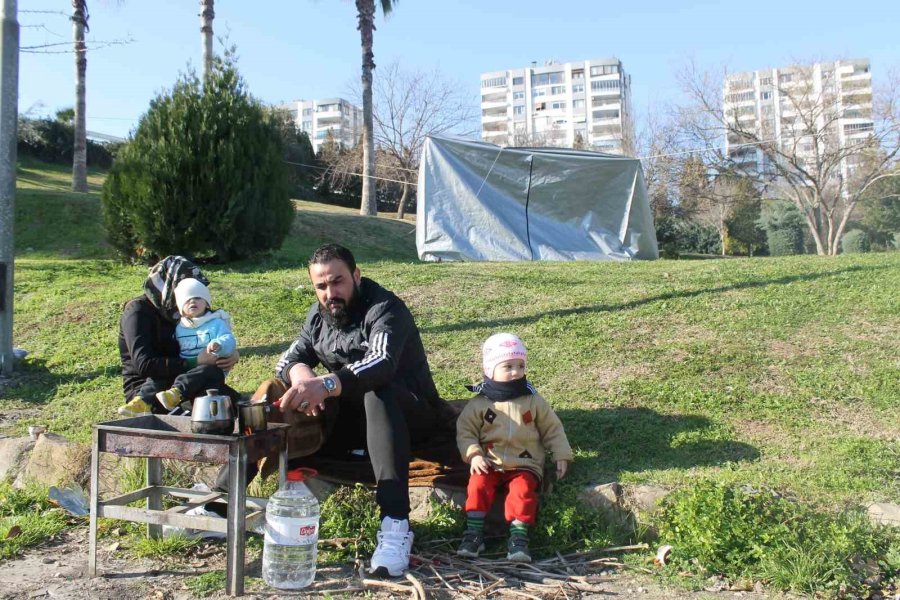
xmin=286 ymin=467 xmax=318 ymax=482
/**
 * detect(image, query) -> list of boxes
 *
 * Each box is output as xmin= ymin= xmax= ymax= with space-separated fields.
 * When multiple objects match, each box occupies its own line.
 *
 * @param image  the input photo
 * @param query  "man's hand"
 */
xmin=216 ymin=349 xmax=239 ymax=370
xmin=278 ymin=378 xmax=329 ymax=417
xmin=469 ymin=455 xmax=491 ymax=475
xmin=556 ymin=460 xmax=569 ymax=481
xmin=197 ymin=349 xmax=217 ymax=366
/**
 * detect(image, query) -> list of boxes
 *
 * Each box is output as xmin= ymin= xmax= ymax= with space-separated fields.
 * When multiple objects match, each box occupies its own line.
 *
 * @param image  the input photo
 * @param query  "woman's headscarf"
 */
xmin=143 ymin=256 xmax=208 ymax=321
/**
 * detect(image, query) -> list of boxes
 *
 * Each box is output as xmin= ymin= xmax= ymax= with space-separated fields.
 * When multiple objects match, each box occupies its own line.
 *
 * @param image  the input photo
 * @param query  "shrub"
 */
xmin=655 ymin=216 xmax=680 ymax=259
xmin=759 ymin=199 xmax=805 ymax=255
xmin=656 ymin=480 xmax=897 ymax=594
xmin=17 ymin=113 xmax=117 ymax=168
xmin=841 ymin=229 xmax=870 ymax=254
xmin=767 ymin=228 xmax=805 ymax=256
xmin=101 ymin=55 xmax=293 ymax=262
xmin=677 ymin=221 xmax=721 ymax=255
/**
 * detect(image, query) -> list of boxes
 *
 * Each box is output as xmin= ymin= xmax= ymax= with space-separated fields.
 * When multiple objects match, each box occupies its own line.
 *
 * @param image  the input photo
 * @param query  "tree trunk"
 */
xmin=396 ymin=180 xmax=410 ymax=220
xmin=71 ymin=1 xmax=88 ymax=193
xmin=356 ymin=0 xmax=377 ymax=216
xmin=199 ymin=0 xmax=214 ymax=79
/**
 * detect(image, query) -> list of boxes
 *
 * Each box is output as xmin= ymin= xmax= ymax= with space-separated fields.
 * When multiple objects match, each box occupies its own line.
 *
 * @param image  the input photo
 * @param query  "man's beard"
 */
xmin=320 ymin=283 xmax=361 ymax=329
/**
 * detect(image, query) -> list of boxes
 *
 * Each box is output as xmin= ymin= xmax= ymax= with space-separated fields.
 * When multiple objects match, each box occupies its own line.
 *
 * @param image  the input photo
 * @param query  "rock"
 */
xmin=625 ymin=484 xmax=671 ymax=515
xmin=408 ymin=484 xmax=466 ymax=521
xmin=578 ymin=482 xmax=623 ymax=511
xmin=15 ymin=433 xmax=90 ymax=489
xmin=305 ymin=476 xmax=338 ymax=503
xmin=867 ymin=502 xmax=900 ymax=527
xmin=0 ymin=436 xmax=34 ymax=481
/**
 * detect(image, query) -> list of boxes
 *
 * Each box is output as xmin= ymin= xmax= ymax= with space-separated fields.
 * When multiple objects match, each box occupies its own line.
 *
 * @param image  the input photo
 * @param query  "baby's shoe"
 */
xmin=456 ymin=530 xmax=485 ymax=558
xmin=117 ymin=396 xmax=152 ymax=417
xmin=507 ymin=533 xmax=531 ymax=562
xmin=155 ymin=388 xmax=183 ymax=411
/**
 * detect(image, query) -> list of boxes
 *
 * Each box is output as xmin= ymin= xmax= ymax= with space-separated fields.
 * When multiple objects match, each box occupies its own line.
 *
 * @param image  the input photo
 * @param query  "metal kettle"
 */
xmin=191 ymin=389 xmax=235 ymax=435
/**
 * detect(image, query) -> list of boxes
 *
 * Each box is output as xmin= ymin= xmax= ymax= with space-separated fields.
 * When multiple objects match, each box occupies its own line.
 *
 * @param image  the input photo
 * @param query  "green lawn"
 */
xmin=4 ymin=160 xmax=900 ymax=589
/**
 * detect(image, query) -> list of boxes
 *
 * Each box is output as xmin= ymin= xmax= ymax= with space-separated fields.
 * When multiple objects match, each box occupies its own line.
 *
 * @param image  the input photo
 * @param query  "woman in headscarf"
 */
xmin=118 ymin=256 xmax=240 ymax=415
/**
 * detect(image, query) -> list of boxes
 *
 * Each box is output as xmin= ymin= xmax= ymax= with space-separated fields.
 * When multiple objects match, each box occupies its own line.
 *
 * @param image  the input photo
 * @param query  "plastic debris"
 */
xmin=654 ymin=544 xmax=673 ymax=566
xmin=48 ymin=483 xmax=90 ymax=516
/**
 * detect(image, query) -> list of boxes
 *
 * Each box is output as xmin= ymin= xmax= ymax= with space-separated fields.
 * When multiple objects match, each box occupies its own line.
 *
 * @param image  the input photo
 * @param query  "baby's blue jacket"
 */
xmin=175 ymin=310 xmax=236 ymax=359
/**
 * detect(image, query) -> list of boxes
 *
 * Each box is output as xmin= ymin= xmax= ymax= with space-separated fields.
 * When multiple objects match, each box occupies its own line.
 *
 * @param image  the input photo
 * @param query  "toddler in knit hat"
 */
xmin=117 ymin=278 xmax=237 ymax=417
xmin=455 ymin=333 xmax=572 ymax=563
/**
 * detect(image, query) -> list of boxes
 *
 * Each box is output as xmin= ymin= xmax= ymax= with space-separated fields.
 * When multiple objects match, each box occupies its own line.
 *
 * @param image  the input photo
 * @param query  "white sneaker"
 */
xmin=162 ymin=504 xmax=226 ymax=539
xmin=369 ymin=517 xmax=414 ymax=577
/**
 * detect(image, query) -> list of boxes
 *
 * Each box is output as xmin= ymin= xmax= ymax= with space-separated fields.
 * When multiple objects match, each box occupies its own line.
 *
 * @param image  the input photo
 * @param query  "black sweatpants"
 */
xmin=213 ymin=381 xmax=438 ymax=520
xmin=137 ymin=364 xmax=239 ymax=412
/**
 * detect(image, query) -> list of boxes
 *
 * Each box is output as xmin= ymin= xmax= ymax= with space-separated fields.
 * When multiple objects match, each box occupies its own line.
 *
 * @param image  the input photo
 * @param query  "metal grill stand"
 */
xmin=88 ymin=415 xmax=290 ymax=596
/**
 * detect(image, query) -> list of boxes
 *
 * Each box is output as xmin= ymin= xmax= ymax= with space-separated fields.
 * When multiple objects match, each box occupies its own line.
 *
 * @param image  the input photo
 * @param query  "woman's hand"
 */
xmin=556 ymin=460 xmax=569 ymax=480
xmin=216 ymin=349 xmax=239 ymax=370
xmin=469 ymin=455 xmax=492 ymax=475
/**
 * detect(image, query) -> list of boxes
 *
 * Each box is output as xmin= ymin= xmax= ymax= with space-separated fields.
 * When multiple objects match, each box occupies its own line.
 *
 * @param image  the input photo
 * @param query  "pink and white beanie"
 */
xmin=482 ymin=333 xmax=528 ymax=378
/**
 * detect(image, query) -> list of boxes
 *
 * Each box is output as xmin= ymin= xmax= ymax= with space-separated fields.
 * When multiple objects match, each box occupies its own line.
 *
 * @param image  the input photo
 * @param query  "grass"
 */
xmin=4 ymin=159 xmax=900 ymax=593
xmin=0 ymin=482 xmax=71 ymax=560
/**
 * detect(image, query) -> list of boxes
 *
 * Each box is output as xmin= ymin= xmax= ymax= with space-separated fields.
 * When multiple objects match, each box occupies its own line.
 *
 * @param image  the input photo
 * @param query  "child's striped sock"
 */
xmin=465 ymin=512 xmax=485 ymax=532
xmin=510 ymin=520 xmax=528 ymax=537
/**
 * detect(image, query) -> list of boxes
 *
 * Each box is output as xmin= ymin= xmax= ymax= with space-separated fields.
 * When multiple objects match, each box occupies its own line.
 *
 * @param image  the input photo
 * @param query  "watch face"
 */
xmin=323 ymin=376 xmax=336 ymax=391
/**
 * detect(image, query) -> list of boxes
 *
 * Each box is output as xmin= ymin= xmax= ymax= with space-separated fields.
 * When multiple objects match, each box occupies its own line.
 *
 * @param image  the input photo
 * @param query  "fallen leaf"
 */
xmin=5 ymin=526 xmax=22 ymax=539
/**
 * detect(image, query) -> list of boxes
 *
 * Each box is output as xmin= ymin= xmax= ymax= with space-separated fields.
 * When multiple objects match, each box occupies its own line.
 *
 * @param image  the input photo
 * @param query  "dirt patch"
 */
xmin=584 ymin=362 xmax=652 ymax=390
xmin=0 ymin=527 xmax=778 ymax=600
xmin=814 ymin=399 xmax=899 ymax=442
xmin=45 ymin=300 xmax=106 ymax=328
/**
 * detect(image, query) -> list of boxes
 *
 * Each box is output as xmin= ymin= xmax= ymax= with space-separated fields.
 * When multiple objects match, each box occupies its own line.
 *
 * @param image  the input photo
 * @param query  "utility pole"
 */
xmin=0 ymin=0 xmax=18 ymax=375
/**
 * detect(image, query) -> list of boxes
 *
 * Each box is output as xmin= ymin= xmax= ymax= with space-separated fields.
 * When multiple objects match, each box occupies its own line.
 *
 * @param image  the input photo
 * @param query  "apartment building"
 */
xmin=723 ymin=59 xmax=874 ymax=179
xmin=281 ymin=98 xmax=363 ymax=154
xmin=480 ymin=58 xmax=635 ymax=155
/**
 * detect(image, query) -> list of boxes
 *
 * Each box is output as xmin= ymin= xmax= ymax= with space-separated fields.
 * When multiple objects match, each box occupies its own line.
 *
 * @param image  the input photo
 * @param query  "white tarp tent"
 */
xmin=416 ymin=136 xmax=658 ymax=262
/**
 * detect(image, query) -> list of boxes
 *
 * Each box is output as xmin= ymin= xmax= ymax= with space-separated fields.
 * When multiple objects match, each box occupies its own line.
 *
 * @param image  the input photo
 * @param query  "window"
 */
xmin=301 ymin=121 xmax=312 ymax=130
xmin=572 ymin=70 xmax=584 ymax=80
xmin=590 ymin=64 xmax=619 ymax=76
xmin=513 ymin=91 xmax=525 ymax=100
xmin=513 ymin=105 xmax=525 ymax=115
xmin=593 ymin=108 xmax=620 ymax=120
xmin=482 ymin=76 xmax=507 ymax=88
xmin=572 ymin=83 xmax=585 ymax=94
xmin=550 ymin=101 xmax=566 ymax=110
xmin=531 ymin=71 xmax=565 ymax=87
xmin=778 ymin=73 xmax=793 ymax=84
xmin=573 ymin=99 xmax=585 ymax=109
xmin=302 ymin=108 xmax=313 ymax=117
xmin=760 ymin=91 xmax=772 ymax=100
xmin=532 ymin=88 xmax=546 ymax=98
xmin=759 ymin=77 xmax=773 ymax=86
xmin=591 ymin=79 xmax=620 ymax=92
xmin=550 ymin=85 xmax=566 ymax=95
xmin=512 ymin=76 xmax=524 ymax=86
xmin=725 ymin=91 xmax=755 ymax=102
xmin=844 ymin=122 xmax=874 ymax=134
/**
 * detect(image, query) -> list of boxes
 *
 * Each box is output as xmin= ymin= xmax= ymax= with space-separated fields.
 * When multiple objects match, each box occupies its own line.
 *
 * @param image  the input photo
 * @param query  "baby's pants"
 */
xmin=465 ymin=469 xmax=540 ymax=525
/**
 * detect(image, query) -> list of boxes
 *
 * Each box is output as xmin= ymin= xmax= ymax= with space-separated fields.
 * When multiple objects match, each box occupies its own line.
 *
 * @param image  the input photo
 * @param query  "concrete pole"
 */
xmin=0 ymin=0 xmax=18 ymax=375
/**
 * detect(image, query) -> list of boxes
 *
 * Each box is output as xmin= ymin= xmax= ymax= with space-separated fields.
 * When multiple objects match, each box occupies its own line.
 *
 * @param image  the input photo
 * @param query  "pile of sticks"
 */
xmin=304 ymin=541 xmax=650 ymax=599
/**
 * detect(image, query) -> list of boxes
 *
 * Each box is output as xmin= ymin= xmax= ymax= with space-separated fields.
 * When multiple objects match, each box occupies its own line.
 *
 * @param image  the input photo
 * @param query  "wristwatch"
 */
xmin=322 ymin=375 xmax=337 ymax=396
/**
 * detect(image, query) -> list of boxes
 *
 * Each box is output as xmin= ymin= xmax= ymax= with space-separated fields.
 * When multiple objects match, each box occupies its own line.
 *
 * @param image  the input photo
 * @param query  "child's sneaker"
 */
xmin=117 ymin=396 xmax=152 ymax=417
xmin=456 ymin=530 xmax=485 ymax=558
xmin=507 ymin=533 xmax=531 ymax=562
xmin=155 ymin=387 xmax=183 ymax=411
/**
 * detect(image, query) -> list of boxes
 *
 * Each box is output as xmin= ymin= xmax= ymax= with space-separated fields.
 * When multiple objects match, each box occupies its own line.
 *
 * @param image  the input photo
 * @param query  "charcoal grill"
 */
xmin=87 ymin=414 xmax=290 ymax=596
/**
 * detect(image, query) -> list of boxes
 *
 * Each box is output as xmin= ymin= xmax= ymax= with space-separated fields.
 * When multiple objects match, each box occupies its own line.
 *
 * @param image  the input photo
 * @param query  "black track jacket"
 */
xmin=275 ymin=278 xmax=440 ymax=403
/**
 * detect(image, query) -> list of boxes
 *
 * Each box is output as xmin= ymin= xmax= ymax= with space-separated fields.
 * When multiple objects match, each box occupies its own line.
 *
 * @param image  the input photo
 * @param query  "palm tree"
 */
xmin=355 ymin=0 xmax=395 ymax=216
xmin=71 ymin=1 xmax=89 ymax=193
xmin=199 ymin=0 xmax=214 ymax=78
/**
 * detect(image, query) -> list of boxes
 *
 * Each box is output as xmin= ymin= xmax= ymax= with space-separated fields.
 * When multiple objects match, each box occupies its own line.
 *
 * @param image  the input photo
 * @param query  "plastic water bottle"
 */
xmin=262 ymin=468 xmax=320 ymax=589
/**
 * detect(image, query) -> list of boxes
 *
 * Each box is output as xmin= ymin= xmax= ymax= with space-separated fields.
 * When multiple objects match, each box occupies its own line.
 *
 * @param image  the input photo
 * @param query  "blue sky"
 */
xmin=19 ymin=0 xmax=900 ymax=141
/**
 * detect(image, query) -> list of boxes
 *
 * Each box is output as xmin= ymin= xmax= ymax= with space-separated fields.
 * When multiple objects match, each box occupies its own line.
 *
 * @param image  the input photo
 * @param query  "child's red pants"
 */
xmin=464 ymin=469 xmax=540 ymax=524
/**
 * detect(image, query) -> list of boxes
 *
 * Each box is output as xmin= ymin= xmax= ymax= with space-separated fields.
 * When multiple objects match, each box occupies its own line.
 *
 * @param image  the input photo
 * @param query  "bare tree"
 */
xmin=71 ymin=1 xmax=88 ymax=192
xmin=678 ymin=60 xmax=900 ymax=255
xmin=199 ymin=0 xmax=214 ymax=78
xmin=635 ymin=106 xmax=683 ymax=219
xmin=370 ymin=61 xmax=476 ymax=219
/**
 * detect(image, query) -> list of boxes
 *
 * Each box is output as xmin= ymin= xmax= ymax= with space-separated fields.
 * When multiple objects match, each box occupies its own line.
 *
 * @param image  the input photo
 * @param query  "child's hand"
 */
xmin=207 ymin=341 xmax=221 ymax=355
xmin=470 ymin=455 xmax=491 ymax=475
xmin=556 ymin=460 xmax=569 ymax=480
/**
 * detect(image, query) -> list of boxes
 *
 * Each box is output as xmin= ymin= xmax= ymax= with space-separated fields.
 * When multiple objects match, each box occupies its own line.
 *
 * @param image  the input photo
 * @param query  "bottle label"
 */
xmin=265 ymin=516 xmax=319 ymax=546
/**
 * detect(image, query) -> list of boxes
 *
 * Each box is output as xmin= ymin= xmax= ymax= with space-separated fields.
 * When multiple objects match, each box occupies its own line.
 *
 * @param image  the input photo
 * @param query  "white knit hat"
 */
xmin=482 ymin=333 xmax=527 ymax=378
xmin=174 ymin=278 xmax=212 ymax=313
